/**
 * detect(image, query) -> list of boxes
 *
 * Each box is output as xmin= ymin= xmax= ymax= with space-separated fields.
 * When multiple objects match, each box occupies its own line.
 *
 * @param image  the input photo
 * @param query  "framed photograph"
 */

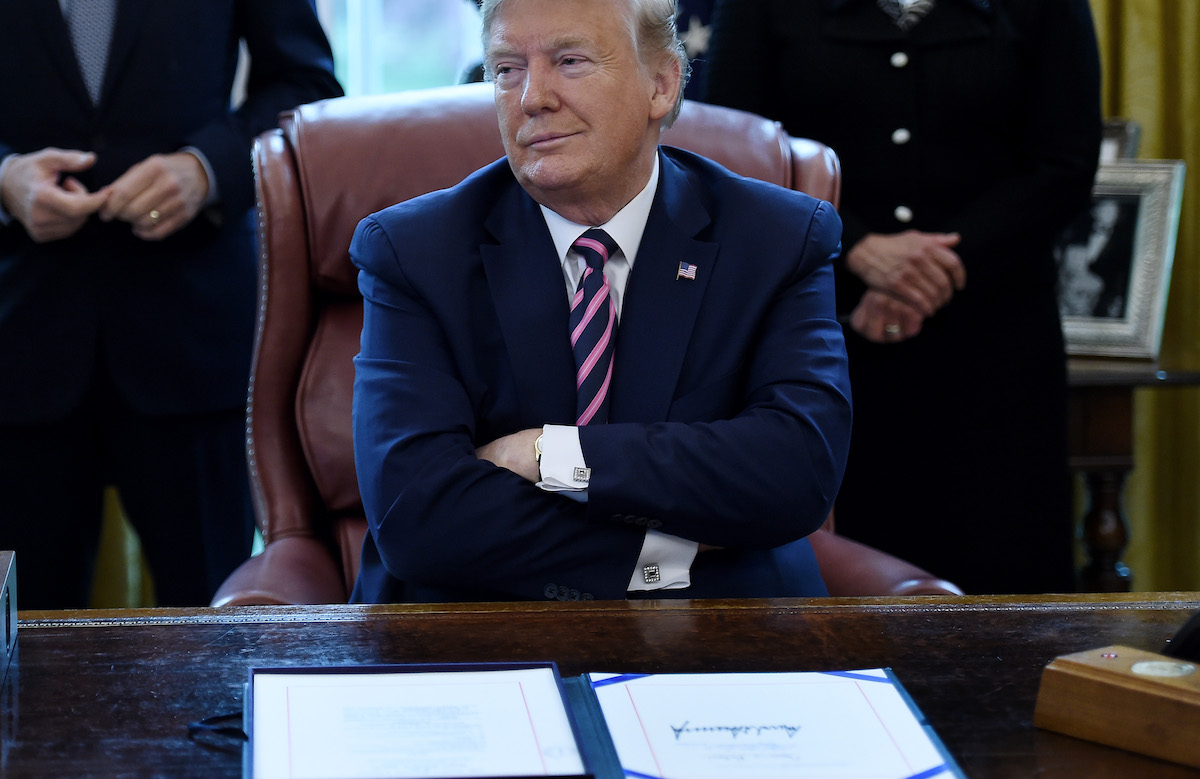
xmin=1100 ymin=118 xmax=1142 ymax=162
xmin=1055 ymin=160 xmax=1186 ymax=359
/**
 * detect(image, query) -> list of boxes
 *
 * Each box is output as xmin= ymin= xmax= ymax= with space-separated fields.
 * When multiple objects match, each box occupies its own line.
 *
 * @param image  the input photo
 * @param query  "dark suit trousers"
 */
xmin=0 ymin=362 xmax=253 ymax=609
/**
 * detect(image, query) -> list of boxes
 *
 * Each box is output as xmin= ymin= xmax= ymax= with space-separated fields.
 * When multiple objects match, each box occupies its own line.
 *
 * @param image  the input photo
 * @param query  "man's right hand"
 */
xmin=845 ymin=230 xmax=966 ymax=316
xmin=476 ymin=428 xmax=542 ymax=484
xmin=0 ymin=148 xmax=107 ymax=243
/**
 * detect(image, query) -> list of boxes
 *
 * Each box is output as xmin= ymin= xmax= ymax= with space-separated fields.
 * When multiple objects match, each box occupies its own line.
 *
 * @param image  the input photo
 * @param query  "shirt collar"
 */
xmin=541 ymin=154 xmax=660 ymax=270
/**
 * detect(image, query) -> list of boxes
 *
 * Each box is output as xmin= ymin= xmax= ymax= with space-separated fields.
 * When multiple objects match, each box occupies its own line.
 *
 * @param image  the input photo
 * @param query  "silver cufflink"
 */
xmin=573 ymin=466 xmax=591 ymax=483
xmin=643 ymin=564 xmax=661 ymax=584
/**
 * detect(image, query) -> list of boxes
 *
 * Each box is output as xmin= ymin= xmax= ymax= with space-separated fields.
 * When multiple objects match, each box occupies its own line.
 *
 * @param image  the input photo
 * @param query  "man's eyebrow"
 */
xmin=486 ymin=34 xmax=597 ymax=65
xmin=546 ymin=34 xmax=593 ymax=51
xmin=485 ymin=39 xmax=518 ymax=58
xmin=503 ymin=34 xmax=596 ymax=54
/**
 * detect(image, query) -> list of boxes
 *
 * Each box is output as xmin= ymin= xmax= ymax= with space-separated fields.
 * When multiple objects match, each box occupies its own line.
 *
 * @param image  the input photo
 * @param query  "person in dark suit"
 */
xmin=350 ymin=0 xmax=852 ymax=604
xmin=703 ymin=0 xmax=1101 ymax=594
xmin=0 ymin=0 xmax=342 ymax=608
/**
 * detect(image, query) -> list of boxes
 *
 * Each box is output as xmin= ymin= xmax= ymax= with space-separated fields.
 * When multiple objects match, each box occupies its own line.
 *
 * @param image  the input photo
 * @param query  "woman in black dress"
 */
xmin=704 ymin=0 xmax=1102 ymax=593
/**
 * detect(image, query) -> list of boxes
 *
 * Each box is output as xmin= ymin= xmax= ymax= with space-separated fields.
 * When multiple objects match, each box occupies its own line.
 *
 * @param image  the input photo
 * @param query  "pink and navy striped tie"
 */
xmin=569 ymin=229 xmax=618 ymax=426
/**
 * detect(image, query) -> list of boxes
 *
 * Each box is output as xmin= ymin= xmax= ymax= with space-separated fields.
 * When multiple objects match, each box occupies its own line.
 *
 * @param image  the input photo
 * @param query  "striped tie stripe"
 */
xmin=569 ymin=230 xmax=619 ymax=426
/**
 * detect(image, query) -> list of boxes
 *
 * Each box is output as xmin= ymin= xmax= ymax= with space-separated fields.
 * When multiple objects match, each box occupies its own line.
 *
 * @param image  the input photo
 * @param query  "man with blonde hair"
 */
xmin=351 ymin=0 xmax=851 ymax=603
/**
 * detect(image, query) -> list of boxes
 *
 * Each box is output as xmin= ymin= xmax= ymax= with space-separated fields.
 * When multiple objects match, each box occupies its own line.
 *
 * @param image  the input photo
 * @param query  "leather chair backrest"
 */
xmin=249 ymin=83 xmax=840 ymax=588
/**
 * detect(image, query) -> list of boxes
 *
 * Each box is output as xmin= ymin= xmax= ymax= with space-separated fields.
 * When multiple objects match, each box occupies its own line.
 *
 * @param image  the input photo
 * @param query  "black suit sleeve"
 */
xmin=184 ymin=0 xmax=342 ymax=221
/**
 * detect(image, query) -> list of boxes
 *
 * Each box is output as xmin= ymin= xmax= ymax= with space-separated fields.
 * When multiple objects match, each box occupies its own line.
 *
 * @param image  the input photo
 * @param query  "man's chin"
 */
xmin=513 ymin=160 xmax=582 ymax=197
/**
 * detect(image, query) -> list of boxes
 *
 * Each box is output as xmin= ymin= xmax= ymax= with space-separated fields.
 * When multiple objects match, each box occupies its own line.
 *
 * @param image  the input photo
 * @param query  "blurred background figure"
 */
xmin=703 ymin=0 xmax=1102 ymax=594
xmin=0 ymin=0 xmax=341 ymax=609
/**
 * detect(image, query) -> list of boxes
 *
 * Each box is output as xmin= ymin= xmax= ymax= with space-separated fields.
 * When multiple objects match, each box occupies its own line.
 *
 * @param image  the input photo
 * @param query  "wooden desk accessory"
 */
xmin=0 ymin=551 xmax=15 ymax=684
xmin=1034 ymin=643 xmax=1200 ymax=768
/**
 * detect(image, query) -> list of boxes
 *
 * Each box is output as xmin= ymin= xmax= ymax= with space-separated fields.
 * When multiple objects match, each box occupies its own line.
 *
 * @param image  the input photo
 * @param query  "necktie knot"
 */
xmin=573 ymin=229 xmax=619 ymax=272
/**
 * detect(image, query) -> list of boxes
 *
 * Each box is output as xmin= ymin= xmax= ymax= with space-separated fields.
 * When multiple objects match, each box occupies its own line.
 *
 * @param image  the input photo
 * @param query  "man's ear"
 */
xmin=648 ymin=57 xmax=682 ymax=122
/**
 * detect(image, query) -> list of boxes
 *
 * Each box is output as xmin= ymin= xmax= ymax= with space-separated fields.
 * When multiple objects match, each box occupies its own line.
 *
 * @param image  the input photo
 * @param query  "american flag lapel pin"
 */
xmin=676 ymin=261 xmax=698 ymax=280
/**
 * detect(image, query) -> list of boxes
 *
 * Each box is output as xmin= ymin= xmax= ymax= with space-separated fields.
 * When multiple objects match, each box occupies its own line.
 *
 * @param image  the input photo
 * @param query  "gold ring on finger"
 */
xmin=148 ymin=209 xmax=160 ymax=225
xmin=885 ymin=324 xmax=901 ymax=336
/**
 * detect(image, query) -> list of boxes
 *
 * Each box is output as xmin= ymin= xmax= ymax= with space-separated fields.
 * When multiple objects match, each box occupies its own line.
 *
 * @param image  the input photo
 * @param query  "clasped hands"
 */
xmin=0 ymin=147 xmax=209 ymax=243
xmin=845 ymin=230 xmax=966 ymax=343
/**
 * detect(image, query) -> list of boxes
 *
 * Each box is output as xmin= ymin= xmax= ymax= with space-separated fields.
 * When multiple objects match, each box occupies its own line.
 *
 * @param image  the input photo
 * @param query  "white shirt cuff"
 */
xmin=536 ymin=424 xmax=590 ymax=492
xmin=628 ymin=530 xmax=698 ymax=591
xmin=180 ymin=146 xmax=219 ymax=207
xmin=534 ymin=424 xmax=698 ymax=591
xmin=0 ymin=154 xmax=15 ymax=226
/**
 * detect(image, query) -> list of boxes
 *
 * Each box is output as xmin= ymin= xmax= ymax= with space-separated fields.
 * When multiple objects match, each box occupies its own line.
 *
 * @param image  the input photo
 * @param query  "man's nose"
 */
xmin=520 ymin=62 xmax=559 ymax=114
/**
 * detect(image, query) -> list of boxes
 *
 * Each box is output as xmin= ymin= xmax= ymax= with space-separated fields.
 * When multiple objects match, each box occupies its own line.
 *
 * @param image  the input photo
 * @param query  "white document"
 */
xmin=250 ymin=666 xmax=585 ymax=779
xmin=589 ymin=670 xmax=958 ymax=779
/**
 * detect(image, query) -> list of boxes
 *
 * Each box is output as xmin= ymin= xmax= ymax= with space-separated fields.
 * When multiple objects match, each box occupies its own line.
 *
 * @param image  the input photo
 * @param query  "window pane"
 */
xmin=317 ymin=0 xmax=484 ymax=96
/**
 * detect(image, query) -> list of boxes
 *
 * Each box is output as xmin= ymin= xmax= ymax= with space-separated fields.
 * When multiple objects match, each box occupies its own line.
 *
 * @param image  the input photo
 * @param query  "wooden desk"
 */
xmin=1069 ymin=360 xmax=1200 ymax=591
xmin=4 ymin=594 xmax=1200 ymax=777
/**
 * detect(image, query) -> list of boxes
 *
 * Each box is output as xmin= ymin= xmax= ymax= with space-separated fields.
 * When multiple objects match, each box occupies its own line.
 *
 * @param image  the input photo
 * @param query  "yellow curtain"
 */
xmin=90 ymin=488 xmax=155 ymax=608
xmin=1089 ymin=0 xmax=1200 ymax=591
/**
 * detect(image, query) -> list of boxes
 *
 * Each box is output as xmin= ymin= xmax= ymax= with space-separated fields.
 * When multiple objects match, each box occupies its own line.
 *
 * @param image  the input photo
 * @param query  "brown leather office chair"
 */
xmin=212 ymin=83 xmax=962 ymax=607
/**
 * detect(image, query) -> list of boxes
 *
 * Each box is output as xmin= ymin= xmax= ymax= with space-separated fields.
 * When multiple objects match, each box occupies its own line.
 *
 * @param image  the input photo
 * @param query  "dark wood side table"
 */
xmin=1068 ymin=359 xmax=1200 ymax=592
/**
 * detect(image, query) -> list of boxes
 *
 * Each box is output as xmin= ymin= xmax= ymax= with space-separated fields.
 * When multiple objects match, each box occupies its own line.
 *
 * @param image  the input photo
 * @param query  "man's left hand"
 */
xmin=98 ymin=151 xmax=210 ymax=240
xmin=476 ymin=428 xmax=542 ymax=483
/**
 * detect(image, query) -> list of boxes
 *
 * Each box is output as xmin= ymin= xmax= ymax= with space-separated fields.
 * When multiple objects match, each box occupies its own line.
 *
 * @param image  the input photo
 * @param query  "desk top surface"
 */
xmin=6 ymin=593 xmax=1200 ymax=777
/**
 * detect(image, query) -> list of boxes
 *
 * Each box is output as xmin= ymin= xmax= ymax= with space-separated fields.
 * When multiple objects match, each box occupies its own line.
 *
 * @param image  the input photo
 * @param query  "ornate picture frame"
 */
xmin=1100 ymin=118 xmax=1142 ymax=162
xmin=1055 ymin=160 xmax=1186 ymax=359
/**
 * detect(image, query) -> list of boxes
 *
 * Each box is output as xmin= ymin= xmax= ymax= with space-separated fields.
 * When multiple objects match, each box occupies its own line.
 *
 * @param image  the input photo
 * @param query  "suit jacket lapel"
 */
xmin=30 ymin=0 xmax=145 ymax=110
xmin=482 ymin=179 xmax=579 ymax=427
xmin=480 ymin=152 xmax=718 ymax=428
xmin=610 ymin=150 xmax=718 ymax=423
xmin=100 ymin=1 xmax=146 ymax=108
xmin=30 ymin=0 xmax=91 ymax=108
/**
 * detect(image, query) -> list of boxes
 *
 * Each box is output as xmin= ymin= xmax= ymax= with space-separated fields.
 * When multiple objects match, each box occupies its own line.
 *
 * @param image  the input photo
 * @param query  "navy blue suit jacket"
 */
xmin=0 ymin=0 xmax=341 ymax=423
xmin=350 ymin=147 xmax=852 ymax=603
